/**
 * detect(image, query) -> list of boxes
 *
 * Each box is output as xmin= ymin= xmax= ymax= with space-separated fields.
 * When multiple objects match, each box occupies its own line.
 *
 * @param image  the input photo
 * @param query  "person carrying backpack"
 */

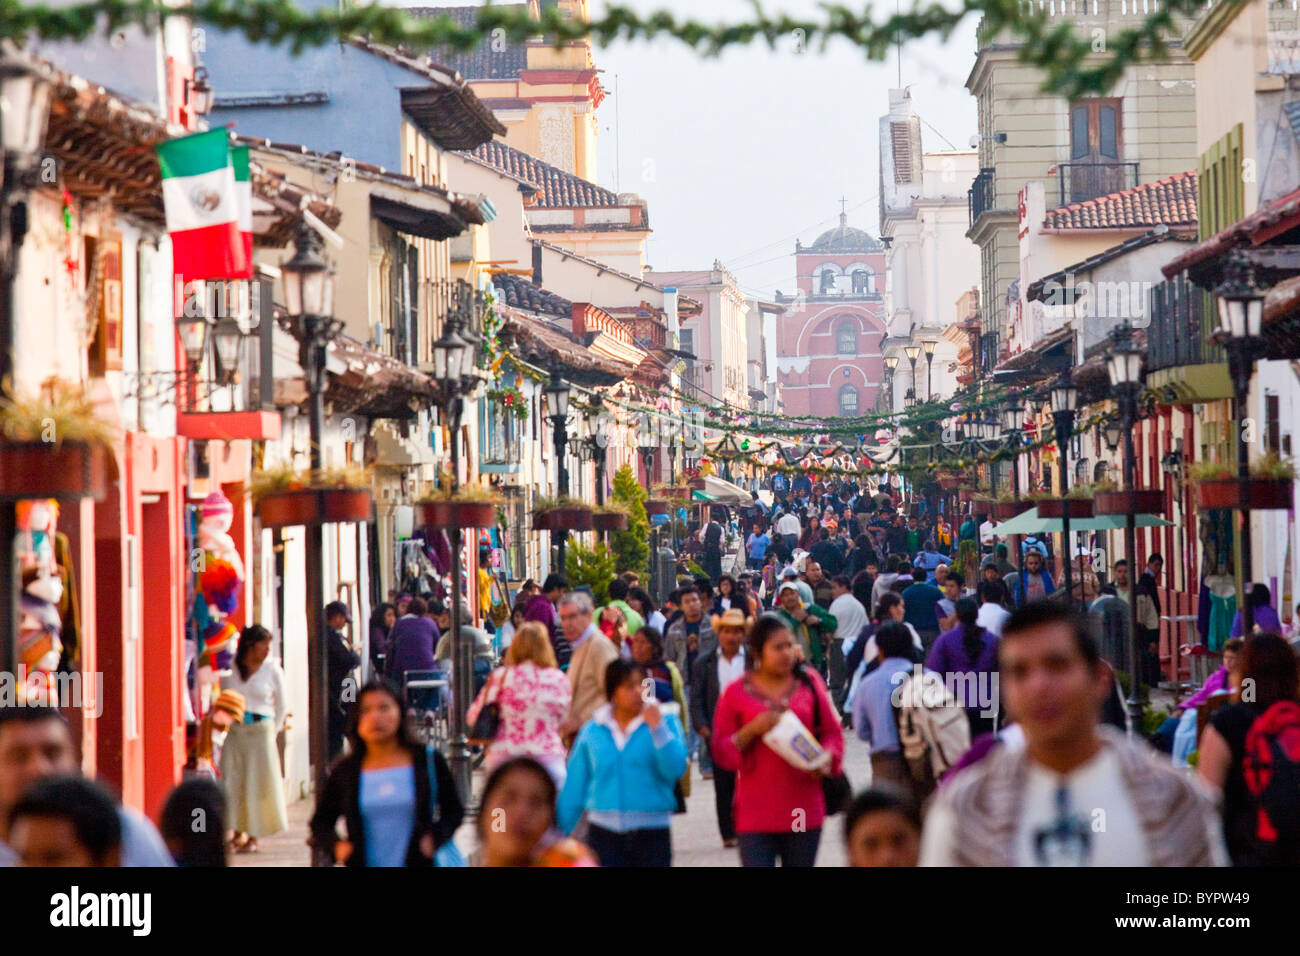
xmin=1199 ymin=633 xmax=1300 ymax=865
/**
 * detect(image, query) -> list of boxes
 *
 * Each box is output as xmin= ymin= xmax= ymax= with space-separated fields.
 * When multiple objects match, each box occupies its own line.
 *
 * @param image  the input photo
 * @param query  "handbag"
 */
xmin=487 ymin=573 xmax=511 ymax=629
xmin=467 ymin=668 xmax=506 ymax=746
xmin=425 ymin=742 xmax=467 ymax=867
xmin=795 ymin=666 xmax=851 ymax=816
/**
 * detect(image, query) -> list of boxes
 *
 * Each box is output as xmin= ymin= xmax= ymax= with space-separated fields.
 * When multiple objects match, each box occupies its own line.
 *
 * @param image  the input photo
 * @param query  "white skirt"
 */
xmin=220 ymin=719 xmax=288 ymax=838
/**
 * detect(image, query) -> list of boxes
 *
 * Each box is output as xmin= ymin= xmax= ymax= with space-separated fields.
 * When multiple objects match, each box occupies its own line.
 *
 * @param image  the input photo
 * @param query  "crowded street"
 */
xmin=0 ymin=0 xmax=1296 ymax=934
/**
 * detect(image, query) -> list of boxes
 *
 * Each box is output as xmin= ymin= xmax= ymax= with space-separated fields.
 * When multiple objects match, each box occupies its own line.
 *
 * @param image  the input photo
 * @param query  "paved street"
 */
xmin=233 ymin=731 xmax=872 ymax=868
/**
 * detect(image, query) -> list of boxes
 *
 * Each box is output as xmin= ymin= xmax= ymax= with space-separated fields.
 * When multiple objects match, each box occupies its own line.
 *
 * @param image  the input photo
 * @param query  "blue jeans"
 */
xmin=738 ymin=829 xmax=821 ymax=867
xmin=586 ymin=825 xmax=672 ymax=867
xmin=684 ymin=687 xmax=712 ymax=773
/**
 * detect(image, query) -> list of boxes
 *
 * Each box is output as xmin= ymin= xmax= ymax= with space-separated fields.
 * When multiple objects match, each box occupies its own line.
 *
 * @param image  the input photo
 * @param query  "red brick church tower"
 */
xmin=775 ymin=205 xmax=887 ymax=418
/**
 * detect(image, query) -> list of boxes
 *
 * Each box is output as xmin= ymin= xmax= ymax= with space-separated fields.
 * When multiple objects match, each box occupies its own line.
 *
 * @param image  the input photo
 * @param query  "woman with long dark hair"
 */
xmin=220 ymin=625 xmax=287 ymax=852
xmin=798 ymin=515 xmax=821 ymax=553
xmin=310 ymin=679 xmax=463 ymax=867
xmin=924 ymin=597 xmax=1000 ymax=737
xmin=369 ymin=602 xmax=397 ymax=676
xmin=712 ymin=614 xmax=844 ymax=867
xmin=713 ymin=574 xmax=738 ymax=615
xmin=475 ymin=757 xmax=595 ymax=867
xmin=1198 ymin=633 xmax=1300 ymax=865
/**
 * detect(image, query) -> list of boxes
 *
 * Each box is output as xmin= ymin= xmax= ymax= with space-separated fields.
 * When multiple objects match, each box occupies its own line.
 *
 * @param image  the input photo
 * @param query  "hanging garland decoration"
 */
xmin=0 ymin=0 xmax=1215 ymax=103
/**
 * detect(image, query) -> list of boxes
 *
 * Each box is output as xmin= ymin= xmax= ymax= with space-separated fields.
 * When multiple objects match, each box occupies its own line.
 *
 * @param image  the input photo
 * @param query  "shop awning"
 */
xmin=694 ymin=475 xmax=754 ymax=506
xmin=992 ymin=506 xmax=1173 ymax=535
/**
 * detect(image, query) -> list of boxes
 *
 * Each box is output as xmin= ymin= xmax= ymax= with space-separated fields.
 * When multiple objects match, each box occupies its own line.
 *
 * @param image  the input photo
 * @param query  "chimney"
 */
xmin=532 ymin=243 xmax=543 ymax=284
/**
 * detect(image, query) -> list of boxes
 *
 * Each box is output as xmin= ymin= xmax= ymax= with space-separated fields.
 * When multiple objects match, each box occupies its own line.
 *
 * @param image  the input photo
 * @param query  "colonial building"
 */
xmin=649 ymin=263 xmax=750 ymax=410
xmin=774 ymin=210 xmax=887 ymax=418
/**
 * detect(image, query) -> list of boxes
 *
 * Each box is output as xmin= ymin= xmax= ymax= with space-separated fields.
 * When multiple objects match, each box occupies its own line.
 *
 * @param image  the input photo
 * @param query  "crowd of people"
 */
xmin=6 ymin=474 xmax=1300 ymax=869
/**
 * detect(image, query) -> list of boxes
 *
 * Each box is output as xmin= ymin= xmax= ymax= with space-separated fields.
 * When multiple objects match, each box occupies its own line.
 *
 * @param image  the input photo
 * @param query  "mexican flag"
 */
xmin=231 ymin=144 xmax=253 ymax=272
xmin=156 ymin=129 xmax=249 ymax=282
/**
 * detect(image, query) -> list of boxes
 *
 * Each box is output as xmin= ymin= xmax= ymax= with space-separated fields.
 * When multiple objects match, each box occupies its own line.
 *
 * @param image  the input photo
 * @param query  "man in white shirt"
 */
xmin=0 ymin=707 xmax=174 ymax=867
xmin=828 ymin=574 xmax=868 ymax=711
xmin=975 ymin=579 xmax=1011 ymax=637
xmin=920 ymin=602 xmax=1225 ymax=866
xmin=775 ymin=509 xmax=802 ymax=560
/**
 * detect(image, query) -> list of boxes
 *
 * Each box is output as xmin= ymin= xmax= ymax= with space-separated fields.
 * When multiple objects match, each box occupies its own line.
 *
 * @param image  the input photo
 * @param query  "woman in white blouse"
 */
xmin=220 ymin=624 xmax=288 ymax=852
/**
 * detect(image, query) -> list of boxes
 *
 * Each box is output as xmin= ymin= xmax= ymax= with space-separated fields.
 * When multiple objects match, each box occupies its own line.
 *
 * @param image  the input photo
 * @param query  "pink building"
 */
xmin=775 ymin=211 xmax=887 ymax=418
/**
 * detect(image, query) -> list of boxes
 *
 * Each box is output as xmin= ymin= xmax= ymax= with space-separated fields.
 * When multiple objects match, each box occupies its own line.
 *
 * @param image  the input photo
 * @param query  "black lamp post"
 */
xmin=1108 ymin=320 xmax=1146 ymax=720
xmin=432 ymin=282 xmax=482 ymax=802
xmin=1002 ymin=400 xmax=1027 ymax=560
xmin=1050 ymin=376 xmax=1079 ymax=609
xmin=212 ymin=317 xmax=245 ymax=389
xmin=922 ymin=339 xmax=938 ymax=401
xmin=1215 ymin=251 xmax=1265 ymax=636
xmin=904 ymin=345 xmax=921 ymax=407
xmin=281 ymin=222 xmax=339 ymax=864
xmin=883 ymin=355 xmax=898 ymax=413
xmin=545 ymin=366 xmax=572 ymax=574
xmin=176 ymin=310 xmax=213 ymax=410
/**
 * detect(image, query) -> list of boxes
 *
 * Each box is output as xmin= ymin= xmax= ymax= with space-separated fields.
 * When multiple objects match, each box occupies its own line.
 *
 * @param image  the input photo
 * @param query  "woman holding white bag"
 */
xmin=712 ymin=614 xmax=845 ymax=867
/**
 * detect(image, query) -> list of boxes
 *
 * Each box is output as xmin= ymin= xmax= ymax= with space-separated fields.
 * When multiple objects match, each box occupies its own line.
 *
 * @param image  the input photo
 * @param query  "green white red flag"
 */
xmin=231 ymin=144 xmax=253 ymax=271
xmin=155 ymin=129 xmax=249 ymax=282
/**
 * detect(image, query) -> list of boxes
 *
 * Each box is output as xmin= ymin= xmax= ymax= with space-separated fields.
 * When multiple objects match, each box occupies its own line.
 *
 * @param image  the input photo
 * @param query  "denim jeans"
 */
xmin=586 ymin=825 xmax=672 ymax=867
xmin=737 ymin=829 xmax=821 ymax=867
xmin=684 ymin=687 xmax=713 ymax=773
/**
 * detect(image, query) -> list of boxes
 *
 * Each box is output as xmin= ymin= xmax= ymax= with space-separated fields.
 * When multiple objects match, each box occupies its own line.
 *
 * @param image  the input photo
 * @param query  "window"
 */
xmin=838 ymin=384 xmax=858 ymax=415
xmin=835 ymin=321 xmax=857 ymax=355
xmin=852 ymin=269 xmax=872 ymax=294
xmin=1267 ymin=392 xmax=1281 ymax=454
xmin=819 ymin=266 xmax=837 ymax=294
xmin=1067 ymin=98 xmax=1124 ymax=202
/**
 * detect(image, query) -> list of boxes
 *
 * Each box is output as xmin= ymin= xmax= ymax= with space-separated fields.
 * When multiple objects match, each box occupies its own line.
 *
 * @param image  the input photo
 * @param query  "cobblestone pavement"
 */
xmin=233 ymin=729 xmax=875 ymax=868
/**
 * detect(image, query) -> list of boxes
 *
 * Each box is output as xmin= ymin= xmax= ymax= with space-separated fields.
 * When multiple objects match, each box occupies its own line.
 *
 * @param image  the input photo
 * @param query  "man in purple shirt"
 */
xmin=388 ymin=596 xmax=440 ymax=678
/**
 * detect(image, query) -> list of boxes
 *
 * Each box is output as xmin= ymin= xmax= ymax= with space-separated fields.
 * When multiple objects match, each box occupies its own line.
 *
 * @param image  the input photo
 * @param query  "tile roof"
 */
xmin=468 ymin=140 xmax=619 ymax=208
xmin=1163 ymin=185 xmax=1300 ymax=285
xmin=1043 ymin=171 xmax=1198 ymax=231
xmin=410 ymin=5 xmax=530 ymax=80
xmin=491 ymin=272 xmax=572 ymax=318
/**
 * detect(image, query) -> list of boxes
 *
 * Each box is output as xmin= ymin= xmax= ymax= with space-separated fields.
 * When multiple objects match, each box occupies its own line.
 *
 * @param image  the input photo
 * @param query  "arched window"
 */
xmin=838 ymin=384 xmax=859 ymax=415
xmin=852 ymin=268 xmax=873 ymax=294
xmin=836 ymin=321 xmax=857 ymax=354
xmin=819 ymin=267 xmax=837 ymax=294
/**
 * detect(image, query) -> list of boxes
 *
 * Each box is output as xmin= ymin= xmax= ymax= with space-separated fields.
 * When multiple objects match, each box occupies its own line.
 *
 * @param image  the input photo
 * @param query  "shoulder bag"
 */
xmin=468 ymin=667 xmax=507 ymax=746
xmin=795 ymin=666 xmax=852 ymax=816
xmin=426 ymin=743 xmax=468 ymax=867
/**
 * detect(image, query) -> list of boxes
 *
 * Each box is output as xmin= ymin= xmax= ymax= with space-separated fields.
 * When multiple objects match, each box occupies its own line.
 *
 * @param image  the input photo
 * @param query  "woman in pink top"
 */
xmin=712 ymin=615 xmax=844 ymax=867
xmin=467 ymin=622 xmax=572 ymax=787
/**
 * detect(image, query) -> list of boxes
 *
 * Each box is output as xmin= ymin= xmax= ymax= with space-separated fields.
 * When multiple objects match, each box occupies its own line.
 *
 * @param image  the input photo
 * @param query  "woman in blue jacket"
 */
xmin=557 ymin=658 xmax=688 ymax=867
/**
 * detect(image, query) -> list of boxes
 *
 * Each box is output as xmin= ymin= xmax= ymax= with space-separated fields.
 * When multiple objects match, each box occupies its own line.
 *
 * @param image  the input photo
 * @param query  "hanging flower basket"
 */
xmin=1195 ymin=479 xmax=1293 ymax=511
xmin=645 ymin=499 xmax=669 ymax=517
xmin=593 ymin=511 xmax=629 ymax=532
xmin=417 ymin=500 xmax=499 ymax=529
xmin=938 ymin=476 xmax=962 ymax=490
xmin=688 ymin=478 xmax=706 ymax=491
xmin=969 ymin=495 xmax=995 ymax=512
xmin=0 ymin=440 xmax=108 ymax=501
xmin=1095 ymin=490 xmax=1166 ymax=516
xmin=1036 ymin=498 xmax=1094 ymax=519
xmin=533 ymin=506 xmax=594 ymax=532
xmin=958 ymin=488 xmax=978 ymax=503
xmin=992 ymin=500 xmax=1028 ymax=520
xmin=256 ymin=488 xmax=373 ymax=528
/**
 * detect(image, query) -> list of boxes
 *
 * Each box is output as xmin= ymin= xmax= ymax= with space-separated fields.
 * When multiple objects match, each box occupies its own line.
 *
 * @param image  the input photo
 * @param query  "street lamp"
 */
xmin=212 ymin=317 xmax=244 ymax=387
xmin=904 ymin=345 xmax=921 ymax=405
xmin=281 ymin=222 xmax=340 ymax=860
xmin=1215 ymin=250 xmax=1266 ymax=634
xmin=883 ymin=355 xmax=899 ymax=412
xmin=545 ymin=365 xmax=572 ymax=573
xmin=1108 ymin=320 xmax=1147 ymax=723
xmin=922 ymin=339 xmax=938 ymax=401
xmin=1050 ymin=375 xmax=1080 ymax=609
xmin=0 ymin=50 xmax=52 ymax=662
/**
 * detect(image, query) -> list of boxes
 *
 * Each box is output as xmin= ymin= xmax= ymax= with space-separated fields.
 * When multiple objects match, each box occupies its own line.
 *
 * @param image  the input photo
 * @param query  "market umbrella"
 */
xmin=692 ymin=475 xmax=754 ymax=506
xmin=991 ymin=506 xmax=1173 ymax=535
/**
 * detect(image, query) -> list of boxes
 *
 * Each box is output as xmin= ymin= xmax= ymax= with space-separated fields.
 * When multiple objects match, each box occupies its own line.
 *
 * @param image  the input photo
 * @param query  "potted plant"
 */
xmin=1035 ymin=485 xmax=1095 ymax=519
xmin=592 ymin=501 xmax=630 ymax=533
xmin=653 ymin=482 xmax=692 ymax=502
xmin=1192 ymin=454 xmax=1295 ymax=510
xmin=992 ymin=492 xmax=1030 ymax=521
xmin=644 ymin=499 xmax=669 ymax=517
xmin=0 ymin=380 xmax=111 ymax=501
xmin=416 ymin=481 xmax=503 ymax=529
xmin=532 ymin=495 xmax=594 ymax=532
xmin=251 ymin=464 xmax=373 ymax=528
xmin=1094 ymin=475 xmax=1164 ymax=516
xmin=938 ymin=475 xmax=963 ymax=491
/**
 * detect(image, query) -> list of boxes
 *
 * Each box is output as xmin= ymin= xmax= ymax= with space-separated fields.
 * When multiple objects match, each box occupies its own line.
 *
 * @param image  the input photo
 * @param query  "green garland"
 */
xmin=1 ymin=0 xmax=1231 ymax=101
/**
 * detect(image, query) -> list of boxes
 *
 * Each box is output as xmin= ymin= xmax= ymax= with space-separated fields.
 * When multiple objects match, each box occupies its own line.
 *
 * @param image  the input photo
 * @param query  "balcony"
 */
xmin=1146 ymin=273 xmax=1232 ymax=402
xmin=968 ymin=167 xmax=996 ymax=229
xmin=1055 ymin=161 xmax=1139 ymax=207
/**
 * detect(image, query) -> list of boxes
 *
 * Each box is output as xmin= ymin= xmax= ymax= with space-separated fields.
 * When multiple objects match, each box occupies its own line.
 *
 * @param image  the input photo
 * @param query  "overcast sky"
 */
xmin=586 ymin=0 xmax=979 ymax=300
xmin=401 ymin=0 xmax=980 ymax=299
